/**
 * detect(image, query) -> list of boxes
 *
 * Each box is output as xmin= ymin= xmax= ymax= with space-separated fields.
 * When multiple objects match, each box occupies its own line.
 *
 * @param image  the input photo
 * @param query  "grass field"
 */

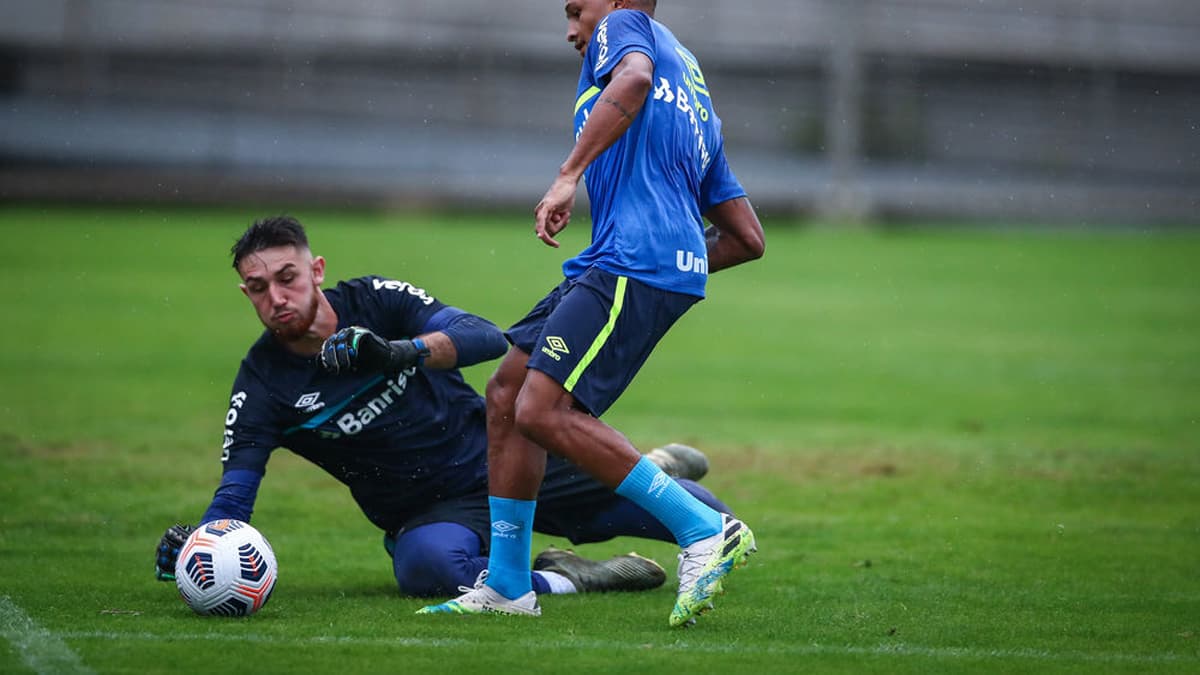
xmin=1 ymin=204 xmax=1198 ymax=674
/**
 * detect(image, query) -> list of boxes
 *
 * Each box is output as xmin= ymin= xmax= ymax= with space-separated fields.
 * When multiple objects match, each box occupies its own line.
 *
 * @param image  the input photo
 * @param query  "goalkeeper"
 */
xmin=155 ymin=215 xmax=729 ymax=598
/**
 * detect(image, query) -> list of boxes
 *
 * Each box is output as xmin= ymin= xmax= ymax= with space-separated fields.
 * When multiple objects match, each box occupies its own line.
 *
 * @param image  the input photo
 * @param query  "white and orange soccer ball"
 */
xmin=174 ymin=520 xmax=277 ymax=616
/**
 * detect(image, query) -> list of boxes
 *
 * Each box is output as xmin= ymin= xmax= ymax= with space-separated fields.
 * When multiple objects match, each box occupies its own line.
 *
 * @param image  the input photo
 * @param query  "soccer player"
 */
xmin=154 ymin=216 xmax=733 ymax=600
xmin=418 ymin=0 xmax=765 ymax=626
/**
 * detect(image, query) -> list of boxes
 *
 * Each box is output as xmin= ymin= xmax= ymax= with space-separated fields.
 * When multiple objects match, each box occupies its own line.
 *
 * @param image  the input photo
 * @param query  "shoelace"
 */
xmin=676 ymin=549 xmax=706 ymax=591
xmin=456 ymin=568 xmax=490 ymax=594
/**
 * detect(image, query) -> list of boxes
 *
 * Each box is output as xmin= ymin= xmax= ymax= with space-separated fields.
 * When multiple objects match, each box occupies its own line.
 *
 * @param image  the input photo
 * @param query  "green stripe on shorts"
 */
xmin=564 ymin=275 xmax=628 ymax=393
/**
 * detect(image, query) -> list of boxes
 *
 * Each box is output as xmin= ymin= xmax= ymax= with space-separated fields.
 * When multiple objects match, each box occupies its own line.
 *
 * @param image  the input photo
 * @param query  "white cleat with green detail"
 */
xmin=669 ymin=514 xmax=756 ymax=627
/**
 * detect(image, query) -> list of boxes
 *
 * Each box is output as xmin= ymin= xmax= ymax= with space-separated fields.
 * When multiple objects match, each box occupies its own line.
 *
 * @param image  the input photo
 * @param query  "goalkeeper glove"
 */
xmin=155 ymin=523 xmax=195 ymax=581
xmin=319 ymin=326 xmax=428 ymax=375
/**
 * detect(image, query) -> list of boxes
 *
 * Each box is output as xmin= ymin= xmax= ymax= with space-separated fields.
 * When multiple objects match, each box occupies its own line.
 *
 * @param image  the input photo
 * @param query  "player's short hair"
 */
xmin=231 ymin=215 xmax=310 ymax=270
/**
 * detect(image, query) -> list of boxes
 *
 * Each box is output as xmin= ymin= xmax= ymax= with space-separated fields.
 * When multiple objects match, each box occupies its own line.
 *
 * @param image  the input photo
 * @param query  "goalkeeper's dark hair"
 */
xmin=231 ymin=215 xmax=310 ymax=270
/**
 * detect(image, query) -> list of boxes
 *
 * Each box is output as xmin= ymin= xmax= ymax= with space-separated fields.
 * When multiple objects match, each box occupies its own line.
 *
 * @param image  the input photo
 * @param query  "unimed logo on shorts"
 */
xmin=541 ymin=336 xmax=571 ymax=362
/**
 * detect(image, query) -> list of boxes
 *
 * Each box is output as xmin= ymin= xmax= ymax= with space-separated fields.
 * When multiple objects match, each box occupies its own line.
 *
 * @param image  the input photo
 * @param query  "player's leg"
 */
xmin=551 ymin=478 xmax=732 ymax=545
xmin=530 ymin=468 xmax=724 ymax=594
xmin=479 ymin=347 xmax=549 ymax=602
xmin=513 ymin=268 xmax=756 ymax=625
xmin=390 ymin=522 xmax=486 ymax=597
xmin=388 ymin=522 xmax=577 ymax=597
xmin=418 ymin=283 xmax=567 ymax=615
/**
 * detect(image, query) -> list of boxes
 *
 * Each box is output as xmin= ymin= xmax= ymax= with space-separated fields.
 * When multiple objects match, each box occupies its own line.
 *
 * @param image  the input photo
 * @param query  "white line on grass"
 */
xmin=56 ymin=630 xmax=1195 ymax=666
xmin=0 ymin=596 xmax=94 ymax=675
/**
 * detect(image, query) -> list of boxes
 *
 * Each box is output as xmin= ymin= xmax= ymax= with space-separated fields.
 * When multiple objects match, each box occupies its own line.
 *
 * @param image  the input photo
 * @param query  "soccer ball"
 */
xmin=174 ymin=520 xmax=277 ymax=616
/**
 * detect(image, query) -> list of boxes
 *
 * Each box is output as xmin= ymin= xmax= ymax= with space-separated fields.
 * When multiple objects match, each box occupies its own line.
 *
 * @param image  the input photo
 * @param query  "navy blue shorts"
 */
xmin=506 ymin=266 xmax=700 ymax=416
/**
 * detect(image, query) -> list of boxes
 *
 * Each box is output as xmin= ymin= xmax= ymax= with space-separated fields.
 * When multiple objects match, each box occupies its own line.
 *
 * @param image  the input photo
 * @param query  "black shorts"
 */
xmin=505 ymin=266 xmax=699 ymax=416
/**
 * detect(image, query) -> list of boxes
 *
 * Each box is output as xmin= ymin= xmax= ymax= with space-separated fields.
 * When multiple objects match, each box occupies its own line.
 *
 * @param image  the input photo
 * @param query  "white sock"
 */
xmin=535 ymin=571 xmax=578 ymax=594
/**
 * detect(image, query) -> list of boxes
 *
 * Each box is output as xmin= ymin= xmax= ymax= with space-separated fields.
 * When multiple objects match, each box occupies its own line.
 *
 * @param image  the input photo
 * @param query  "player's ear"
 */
xmin=311 ymin=255 xmax=326 ymax=285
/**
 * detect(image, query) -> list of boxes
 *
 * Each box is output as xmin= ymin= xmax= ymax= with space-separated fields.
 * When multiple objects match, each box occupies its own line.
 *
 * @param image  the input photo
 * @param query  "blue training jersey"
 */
xmin=210 ymin=276 xmax=489 ymax=532
xmin=566 ymin=9 xmax=746 ymax=298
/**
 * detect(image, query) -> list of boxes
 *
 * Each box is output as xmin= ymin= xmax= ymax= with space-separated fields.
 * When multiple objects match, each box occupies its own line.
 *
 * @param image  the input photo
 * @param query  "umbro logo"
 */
xmin=492 ymin=520 xmax=522 ymax=539
xmin=648 ymin=472 xmax=671 ymax=498
xmin=541 ymin=336 xmax=570 ymax=362
xmin=546 ymin=336 xmax=569 ymax=354
xmin=295 ymin=392 xmax=325 ymax=414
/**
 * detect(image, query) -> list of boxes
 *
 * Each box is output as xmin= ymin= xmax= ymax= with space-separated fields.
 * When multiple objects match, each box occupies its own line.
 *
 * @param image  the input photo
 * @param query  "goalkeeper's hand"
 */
xmin=319 ymin=326 xmax=423 ymax=375
xmin=155 ymin=523 xmax=195 ymax=581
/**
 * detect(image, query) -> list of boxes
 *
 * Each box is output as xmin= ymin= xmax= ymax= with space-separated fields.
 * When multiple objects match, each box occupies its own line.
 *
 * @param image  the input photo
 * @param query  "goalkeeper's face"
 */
xmin=237 ymin=245 xmax=326 ymax=341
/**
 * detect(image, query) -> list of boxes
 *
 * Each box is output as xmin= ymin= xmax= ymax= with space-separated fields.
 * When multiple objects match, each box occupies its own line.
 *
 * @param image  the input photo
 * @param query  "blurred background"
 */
xmin=1 ymin=0 xmax=1197 ymax=224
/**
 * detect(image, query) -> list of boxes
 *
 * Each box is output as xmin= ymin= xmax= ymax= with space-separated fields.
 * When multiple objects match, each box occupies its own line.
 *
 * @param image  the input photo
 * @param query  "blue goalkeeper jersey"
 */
xmin=566 ymin=9 xmax=746 ymax=298
xmin=208 ymin=276 xmax=489 ymax=532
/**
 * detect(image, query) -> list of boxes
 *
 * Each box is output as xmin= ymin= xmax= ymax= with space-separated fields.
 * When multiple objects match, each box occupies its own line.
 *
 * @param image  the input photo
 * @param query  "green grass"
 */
xmin=1 ymin=204 xmax=1198 ymax=673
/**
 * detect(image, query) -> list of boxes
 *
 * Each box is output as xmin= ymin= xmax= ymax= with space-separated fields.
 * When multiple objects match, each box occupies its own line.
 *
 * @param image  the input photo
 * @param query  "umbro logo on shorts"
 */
xmin=541 ymin=336 xmax=571 ymax=362
xmin=546 ymin=336 xmax=570 ymax=354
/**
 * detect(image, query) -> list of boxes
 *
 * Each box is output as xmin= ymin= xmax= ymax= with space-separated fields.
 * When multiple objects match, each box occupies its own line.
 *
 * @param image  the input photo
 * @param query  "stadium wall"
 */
xmin=0 ymin=0 xmax=1197 ymax=224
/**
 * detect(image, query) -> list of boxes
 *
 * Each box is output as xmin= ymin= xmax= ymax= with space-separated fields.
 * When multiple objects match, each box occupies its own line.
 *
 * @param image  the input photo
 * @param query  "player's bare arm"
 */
xmin=703 ymin=197 xmax=766 ymax=273
xmin=534 ymin=51 xmax=654 ymax=248
xmin=410 ymin=330 xmax=457 ymax=369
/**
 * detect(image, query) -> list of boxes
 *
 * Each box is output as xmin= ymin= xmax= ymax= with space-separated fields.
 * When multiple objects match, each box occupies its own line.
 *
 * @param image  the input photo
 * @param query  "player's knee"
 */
xmin=513 ymin=390 xmax=553 ymax=444
xmin=392 ymin=540 xmax=475 ymax=597
xmin=485 ymin=370 xmax=519 ymax=419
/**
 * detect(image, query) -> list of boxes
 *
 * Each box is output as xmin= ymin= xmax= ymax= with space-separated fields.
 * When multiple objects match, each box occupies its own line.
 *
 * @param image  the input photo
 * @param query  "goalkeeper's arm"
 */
xmin=154 ymin=468 xmax=263 ymax=581
xmin=320 ymin=308 xmax=507 ymax=375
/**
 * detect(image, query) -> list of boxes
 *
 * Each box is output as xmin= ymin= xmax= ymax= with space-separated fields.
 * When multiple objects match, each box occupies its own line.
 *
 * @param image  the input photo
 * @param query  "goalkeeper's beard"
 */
xmin=271 ymin=291 xmax=320 ymax=341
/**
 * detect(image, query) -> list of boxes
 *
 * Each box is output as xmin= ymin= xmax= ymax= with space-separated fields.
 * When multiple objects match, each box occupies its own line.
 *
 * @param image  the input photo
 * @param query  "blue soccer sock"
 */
xmin=615 ymin=456 xmax=722 ymax=547
xmin=484 ymin=496 xmax=536 ymax=599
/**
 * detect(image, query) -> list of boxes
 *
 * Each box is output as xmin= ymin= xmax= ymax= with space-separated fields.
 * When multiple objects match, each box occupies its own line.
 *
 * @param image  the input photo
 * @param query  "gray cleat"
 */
xmin=645 ymin=443 xmax=710 ymax=481
xmin=533 ymin=547 xmax=666 ymax=593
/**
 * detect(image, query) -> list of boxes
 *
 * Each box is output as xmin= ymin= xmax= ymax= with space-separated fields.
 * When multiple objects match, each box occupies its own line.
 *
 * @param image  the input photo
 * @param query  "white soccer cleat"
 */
xmin=669 ymin=514 xmax=756 ymax=627
xmin=416 ymin=571 xmax=541 ymax=617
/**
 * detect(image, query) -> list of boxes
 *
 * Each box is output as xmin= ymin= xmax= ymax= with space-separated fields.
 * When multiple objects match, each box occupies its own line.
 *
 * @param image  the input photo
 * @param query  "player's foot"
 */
xmin=534 ymin=547 xmax=666 ymax=593
xmin=646 ymin=443 xmax=710 ymax=481
xmin=669 ymin=514 xmax=756 ymax=627
xmin=416 ymin=571 xmax=541 ymax=617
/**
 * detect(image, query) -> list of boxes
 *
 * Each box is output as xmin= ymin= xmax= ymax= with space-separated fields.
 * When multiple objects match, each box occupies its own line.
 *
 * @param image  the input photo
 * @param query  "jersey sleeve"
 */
xmin=203 ymin=362 xmax=281 ymax=523
xmin=219 ymin=364 xmax=280 ymax=473
xmin=357 ymin=276 xmax=449 ymax=340
xmin=589 ymin=9 xmax=656 ymax=84
xmin=698 ymin=144 xmax=748 ymax=214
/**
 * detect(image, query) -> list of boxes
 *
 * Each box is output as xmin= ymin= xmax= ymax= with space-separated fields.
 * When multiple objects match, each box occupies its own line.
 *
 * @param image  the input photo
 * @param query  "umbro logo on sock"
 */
xmin=648 ymin=472 xmax=670 ymax=498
